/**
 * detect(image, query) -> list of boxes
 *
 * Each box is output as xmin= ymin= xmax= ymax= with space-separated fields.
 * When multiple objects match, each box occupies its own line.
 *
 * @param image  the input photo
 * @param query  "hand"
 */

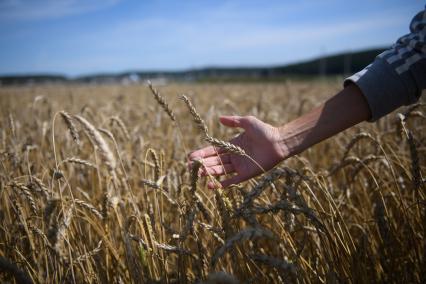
xmin=188 ymin=115 xmax=288 ymax=189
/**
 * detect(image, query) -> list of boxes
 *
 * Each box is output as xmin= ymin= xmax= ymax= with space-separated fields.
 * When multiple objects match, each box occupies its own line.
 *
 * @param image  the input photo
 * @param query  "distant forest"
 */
xmin=0 ymin=48 xmax=386 ymax=85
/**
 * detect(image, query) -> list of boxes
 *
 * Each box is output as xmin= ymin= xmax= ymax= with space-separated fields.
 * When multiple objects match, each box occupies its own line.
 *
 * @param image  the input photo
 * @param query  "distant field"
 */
xmin=0 ymin=81 xmax=424 ymax=283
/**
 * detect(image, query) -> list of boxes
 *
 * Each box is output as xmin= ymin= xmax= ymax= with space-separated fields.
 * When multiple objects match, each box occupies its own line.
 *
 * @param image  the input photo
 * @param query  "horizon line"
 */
xmin=0 ymin=46 xmax=387 ymax=79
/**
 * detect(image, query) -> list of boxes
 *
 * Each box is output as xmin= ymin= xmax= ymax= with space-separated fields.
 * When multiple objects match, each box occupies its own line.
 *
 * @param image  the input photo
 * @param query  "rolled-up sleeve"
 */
xmin=344 ymin=6 xmax=426 ymax=121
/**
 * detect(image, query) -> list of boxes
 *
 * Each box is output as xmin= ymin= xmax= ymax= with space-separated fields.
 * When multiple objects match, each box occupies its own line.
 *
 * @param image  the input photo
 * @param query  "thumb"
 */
xmin=219 ymin=115 xmax=243 ymax=128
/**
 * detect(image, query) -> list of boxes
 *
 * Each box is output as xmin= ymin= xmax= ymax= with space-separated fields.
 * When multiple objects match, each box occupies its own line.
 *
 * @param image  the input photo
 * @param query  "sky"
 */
xmin=0 ymin=0 xmax=422 ymax=77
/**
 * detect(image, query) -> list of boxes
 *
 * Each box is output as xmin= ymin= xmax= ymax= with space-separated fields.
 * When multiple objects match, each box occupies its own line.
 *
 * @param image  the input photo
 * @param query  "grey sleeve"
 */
xmin=344 ymin=7 xmax=426 ymax=122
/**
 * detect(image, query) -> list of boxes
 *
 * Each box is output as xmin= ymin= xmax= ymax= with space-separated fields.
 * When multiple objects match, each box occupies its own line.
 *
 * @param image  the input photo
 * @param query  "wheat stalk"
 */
xmin=74 ymin=115 xmax=116 ymax=171
xmin=190 ymin=159 xmax=202 ymax=196
xmin=146 ymin=148 xmax=160 ymax=181
xmin=9 ymin=181 xmax=37 ymax=215
xmin=29 ymin=224 xmax=54 ymax=250
xmin=343 ymin=132 xmax=378 ymax=159
xmin=205 ymin=135 xmax=246 ymax=156
xmin=211 ymin=226 xmax=274 ymax=267
xmin=147 ymin=81 xmax=176 ymax=122
xmin=8 ymin=113 xmax=16 ymax=139
xmin=235 ymin=168 xmax=288 ymax=216
xmin=60 ymin=111 xmax=80 ymax=144
xmin=407 ymin=132 xmax=421 ymax=191
xmin=74 ymin=240 xmax=103 ymax=263
xmin=110 ymin=116 xmax=130 ymax=140
xmin=249 ymin=254 xmax=296 ymax=276
xmin=197 ymin=222 xmax=224 ymax=244
xmin=73 ymin=198 xmax=103 ymax=220
xmin=63 ymin=157 xmax=97 ymax=169
xmin=97 ymin=127 xmax=115 ymax=141
xmin=30 ymin=176 xmax=50 ymax=199
xmin=180 ymin=95 xmax=209 ymax=135
xmin=195 ymin=193 xmax=211 ymax=222
xmin=143 ymin=213 xmax=156 ymax=253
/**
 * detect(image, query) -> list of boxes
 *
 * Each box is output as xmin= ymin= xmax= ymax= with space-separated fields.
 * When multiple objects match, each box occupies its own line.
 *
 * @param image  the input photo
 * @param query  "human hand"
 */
xmin=188 ymin=115 xmax=288 ymax=188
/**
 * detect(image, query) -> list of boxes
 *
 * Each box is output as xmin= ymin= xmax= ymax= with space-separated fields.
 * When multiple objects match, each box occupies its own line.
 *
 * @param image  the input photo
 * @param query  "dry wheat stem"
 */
xmin=190 ymin=159 xmax=202 ymax=196
xmin=146 ymin=148 xmax=160 ymax=181
xmin=59 ymin=111 xmax=80 ymax=145
xmin=205 ymin=136 xmax=246 ymax=156
xmin=211 ymin=226 xmax=275 ymax=267
xmin=249 ymin=254 xmax=296 ymax=276
xmin=97 ymin=127 xmax=115 ymax=141
xmin=147 ymin=81 xmax=176 ymax=122
xmin=180 ymin=95 xmax=209 ymax=135
xmin=9 ymin=181 xmax=38 ymax=215
xmin=30 ymin=176 xmax=50 ymax=199
xmin=62 ymin=157 xmax=97 ymax=169
xmin=195 ymin=193 xmax=211 ymax=222
xmin=343 ymin=132 xmax=378 ymax=159
xmin=235 ymin=168 xmax=288 ymax=216
xmin=1 ymin=83 xmax=424 ymax=282
xmin=74 ymin=240 xmax=103 ymax=263
xmin=110 ymin=116 xmax=130 ymax=140
xmin=73 ymin=198 xmax=103 ymax=220
xmin=73 ymin=115 xmax=116 ymax=171
xmin=8 ymin=113 xmax=16 ymax=140
xmin=197 ymin=221 xmax=225 ymax=244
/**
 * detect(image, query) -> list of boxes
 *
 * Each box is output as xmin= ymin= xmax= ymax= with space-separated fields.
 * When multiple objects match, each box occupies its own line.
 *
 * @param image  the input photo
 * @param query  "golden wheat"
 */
xmin=0 ymin=81 xmax=424 ymax=283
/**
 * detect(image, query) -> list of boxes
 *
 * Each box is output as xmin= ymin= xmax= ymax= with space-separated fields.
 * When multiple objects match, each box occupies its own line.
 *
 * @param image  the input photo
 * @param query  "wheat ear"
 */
xmin=205 ymin=136 xmax=246 ymax=156
xmin=110 ymin=116 xmax=130 ymax=140
xmin=59 ymin=111 xmax=80 ymax=144
xmin=180 ymin=95 xmax=209 ymax=135
xmin=62 ymin=157 xmax=97 ymax=169
xmin=73 ymin=115 xmax=116 ymax=171
xmin=211 ymin=226 xmax=274 ymax=267
xmin=181 ymin=94 xmax=265 ymax=176
xmin=147 ymin=81 xmax=176 ymax=122
xmin=73 ymin=198 xmax=103 ymax=220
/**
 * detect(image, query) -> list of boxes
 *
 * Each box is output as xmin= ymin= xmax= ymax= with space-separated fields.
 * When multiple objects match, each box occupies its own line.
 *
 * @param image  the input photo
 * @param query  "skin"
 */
xmin=188 ymin=83 xmax=372 ymax=189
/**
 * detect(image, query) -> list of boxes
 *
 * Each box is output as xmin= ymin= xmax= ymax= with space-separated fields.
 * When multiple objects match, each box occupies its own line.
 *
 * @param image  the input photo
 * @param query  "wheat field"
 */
xmin=0 ymin=80 xmax=424 ymax=283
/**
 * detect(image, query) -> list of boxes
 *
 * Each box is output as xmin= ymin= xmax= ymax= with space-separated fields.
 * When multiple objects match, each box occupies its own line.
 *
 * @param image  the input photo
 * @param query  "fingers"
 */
xmin=220 ymin=115 xmax=259 ymax=131
xmin=188 ymin=145 xmax=225 ymax=160
xmin=199 ymin=154 xmax=231 ymax=167
xmin=189 ymin=115 xmax=256 ymax=161
xmin=202 ymin=164 xmax=234 ymax=176
xmin=188 ymin=154 xmax=233 ymax=177
xmin=219 ymin=116 xmax=242 ymax=128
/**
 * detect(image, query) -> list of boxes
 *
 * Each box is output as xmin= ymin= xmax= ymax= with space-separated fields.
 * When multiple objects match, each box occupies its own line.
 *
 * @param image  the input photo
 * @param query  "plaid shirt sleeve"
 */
xmin=344 ymin=6 xmax=426 ymax=121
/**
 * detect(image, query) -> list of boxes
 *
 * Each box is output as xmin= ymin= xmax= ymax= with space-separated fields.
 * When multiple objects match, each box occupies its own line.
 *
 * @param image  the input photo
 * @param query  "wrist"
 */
xmin=276 ymin=124 xmax=304 ymax=160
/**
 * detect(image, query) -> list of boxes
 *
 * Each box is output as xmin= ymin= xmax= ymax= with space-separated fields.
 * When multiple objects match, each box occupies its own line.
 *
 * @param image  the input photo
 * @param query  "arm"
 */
xmin=189 ymin=84 xmax=370 ymax=189
xmin=189 ymin=7 xmax=425 ymax=188
xmin=277 ymin=83 xmax=370 ymax=157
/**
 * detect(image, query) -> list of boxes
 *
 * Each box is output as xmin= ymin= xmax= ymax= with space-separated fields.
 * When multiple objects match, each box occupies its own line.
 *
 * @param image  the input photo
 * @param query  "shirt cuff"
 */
xmin=344 ymin=58 xmax=408 ymax=122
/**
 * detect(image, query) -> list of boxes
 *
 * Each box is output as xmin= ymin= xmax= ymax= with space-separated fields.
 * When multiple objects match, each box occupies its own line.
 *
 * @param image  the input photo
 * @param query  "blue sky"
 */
xmin=0 ymin=0 xmax=422 ymax=77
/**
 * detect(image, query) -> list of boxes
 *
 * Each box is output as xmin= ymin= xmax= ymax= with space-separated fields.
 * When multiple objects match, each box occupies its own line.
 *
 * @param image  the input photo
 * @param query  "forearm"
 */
xmin=278 ymin=83 xmax=371 ymax=158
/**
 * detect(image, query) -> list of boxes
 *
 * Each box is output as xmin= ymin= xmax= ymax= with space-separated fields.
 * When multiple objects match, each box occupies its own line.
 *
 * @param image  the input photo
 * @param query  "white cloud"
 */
xmin=79 ymin=6 xmax=408 ymax=53
xmin=47 ymin=9 xmax=407 ymax=75
xmin=0 ymin=0 xmax=121 ymax=21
